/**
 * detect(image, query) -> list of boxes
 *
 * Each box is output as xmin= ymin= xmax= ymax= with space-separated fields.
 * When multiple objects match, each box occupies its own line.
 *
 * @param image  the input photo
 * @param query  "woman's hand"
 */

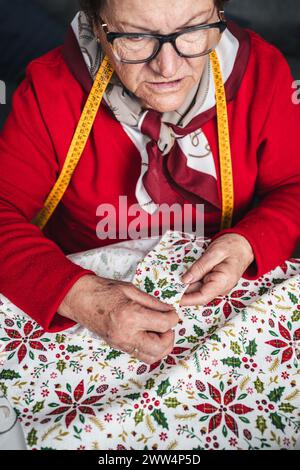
xmin=58 ymin=275 xmax=179 ymax=365
xmin=180 ymin=234 xmax=255 ymax=307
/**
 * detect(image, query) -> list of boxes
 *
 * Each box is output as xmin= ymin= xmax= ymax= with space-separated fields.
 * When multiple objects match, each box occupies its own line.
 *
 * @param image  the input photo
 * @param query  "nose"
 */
xmin=149 ymin=42 xmax=183 ymax=79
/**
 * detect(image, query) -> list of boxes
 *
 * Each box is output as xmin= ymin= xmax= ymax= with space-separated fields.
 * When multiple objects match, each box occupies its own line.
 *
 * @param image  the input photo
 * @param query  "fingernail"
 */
xmin=182 ymin=273 xmax=194 ymax=284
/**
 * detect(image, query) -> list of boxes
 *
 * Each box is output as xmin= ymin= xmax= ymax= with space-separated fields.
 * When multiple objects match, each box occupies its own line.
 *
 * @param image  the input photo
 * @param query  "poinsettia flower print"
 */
xmin=149 ymin=346 xmax=190 ymax=372
xmin=206 ymin=290 xmax=249 ymax=318
xmin=194 ymin=383 xmax=253 ymax=437
xmin=47 ymin=380 xmax=104 ymax=428
xmin=2 ymin=321 xmax=46 ymax=363
xmin=266 ymin=322 xmax=300 ymax=364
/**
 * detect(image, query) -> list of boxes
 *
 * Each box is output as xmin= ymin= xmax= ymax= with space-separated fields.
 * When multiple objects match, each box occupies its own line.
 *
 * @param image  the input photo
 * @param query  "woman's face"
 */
xmin=96 ymin=0 xmax=218 ymax=112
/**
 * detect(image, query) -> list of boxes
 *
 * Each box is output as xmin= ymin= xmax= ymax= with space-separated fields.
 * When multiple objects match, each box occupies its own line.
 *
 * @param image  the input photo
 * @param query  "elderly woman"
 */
xmin=0 ymin=0 xmax=299 ymax=366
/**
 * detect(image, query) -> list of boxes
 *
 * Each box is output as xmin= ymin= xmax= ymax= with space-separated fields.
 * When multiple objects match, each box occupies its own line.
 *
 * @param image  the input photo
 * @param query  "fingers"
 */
xmin=134 ymin=330 xmax=175 ymax=364
xmin=184 ymin=281 xmax=203 ymax=294
xmin=180 ymin=266 xmax=234 ymax=307
xmin=127 ymin=284 xmax=176 ymax=312
xmin=132 ymin=306 xmax=179 ymax=333
xmin=181 ymin=247 xmax=226 ymax=285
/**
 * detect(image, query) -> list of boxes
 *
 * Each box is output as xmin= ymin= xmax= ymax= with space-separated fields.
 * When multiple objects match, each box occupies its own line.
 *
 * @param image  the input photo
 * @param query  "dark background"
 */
xmin=0 ymin=0 xmax=299 ymax=128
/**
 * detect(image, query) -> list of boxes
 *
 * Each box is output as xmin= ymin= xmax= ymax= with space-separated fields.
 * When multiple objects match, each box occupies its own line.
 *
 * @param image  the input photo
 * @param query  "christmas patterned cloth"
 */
xmin=0 ymin=230 xmax=299 ymax=450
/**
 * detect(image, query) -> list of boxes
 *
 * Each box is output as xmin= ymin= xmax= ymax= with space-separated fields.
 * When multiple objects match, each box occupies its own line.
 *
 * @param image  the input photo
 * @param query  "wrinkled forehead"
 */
xmin=102 ymin=0 xmax=216 ymax=31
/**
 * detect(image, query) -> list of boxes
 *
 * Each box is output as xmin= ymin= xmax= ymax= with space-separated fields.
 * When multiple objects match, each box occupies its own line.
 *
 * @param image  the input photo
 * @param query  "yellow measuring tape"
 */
xmin=32 ymin=52 xmax=234 ymax=231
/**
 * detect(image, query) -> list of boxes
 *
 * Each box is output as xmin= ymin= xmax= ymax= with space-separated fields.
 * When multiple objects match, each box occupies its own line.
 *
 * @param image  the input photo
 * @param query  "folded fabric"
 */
xmin=0 ymin=230 xmax=299 ymax=450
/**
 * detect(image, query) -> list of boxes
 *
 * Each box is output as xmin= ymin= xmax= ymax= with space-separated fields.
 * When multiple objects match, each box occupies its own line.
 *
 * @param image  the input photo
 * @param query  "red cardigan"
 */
xmin=0 ymin=23 xmax=299 ymax=332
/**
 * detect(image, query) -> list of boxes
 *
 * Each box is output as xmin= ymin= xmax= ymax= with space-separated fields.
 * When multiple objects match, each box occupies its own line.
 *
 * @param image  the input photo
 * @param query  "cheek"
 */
xmin=114 ymin=64 xmax=146 ymax=93
xmin=187 ymin=57 xmax=207 ymax=79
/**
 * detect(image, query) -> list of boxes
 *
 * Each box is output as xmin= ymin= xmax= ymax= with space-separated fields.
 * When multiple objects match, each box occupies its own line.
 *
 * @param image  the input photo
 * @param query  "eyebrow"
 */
xmin=118 ymin=9 xmax=213 ymax=34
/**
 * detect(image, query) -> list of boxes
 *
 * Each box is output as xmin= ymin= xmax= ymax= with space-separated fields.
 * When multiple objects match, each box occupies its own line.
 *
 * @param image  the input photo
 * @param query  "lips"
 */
xmin=147 ymin=78 xmax=184 ymax=91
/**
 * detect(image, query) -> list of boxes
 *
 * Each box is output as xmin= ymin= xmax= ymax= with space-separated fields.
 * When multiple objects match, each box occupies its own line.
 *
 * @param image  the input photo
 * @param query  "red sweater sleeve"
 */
xmin=212 ymin=51 xmax=300 ymax=279
xmin=0 ymin=64 xmax=97 ymax=332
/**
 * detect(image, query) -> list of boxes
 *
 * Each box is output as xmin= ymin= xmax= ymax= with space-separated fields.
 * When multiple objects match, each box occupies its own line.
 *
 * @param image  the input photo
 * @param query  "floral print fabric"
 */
xmin=0 ymin=230 xmax=299 ymax=450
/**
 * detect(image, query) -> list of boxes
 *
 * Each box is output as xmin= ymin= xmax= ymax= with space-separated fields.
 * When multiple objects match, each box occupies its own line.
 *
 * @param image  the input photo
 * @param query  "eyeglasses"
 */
xmin=100 ymin=12 xmax=227 ymax=64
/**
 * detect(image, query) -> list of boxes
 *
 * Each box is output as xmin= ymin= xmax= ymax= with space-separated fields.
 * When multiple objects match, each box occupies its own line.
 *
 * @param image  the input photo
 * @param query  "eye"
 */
xmin=128 ymin=36 xmax=144 ymax=42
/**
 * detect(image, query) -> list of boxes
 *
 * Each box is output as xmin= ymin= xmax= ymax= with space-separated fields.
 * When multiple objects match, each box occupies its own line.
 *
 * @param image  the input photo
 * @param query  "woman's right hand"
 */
xmin=57 ymin=274 xmax=179 ymax=365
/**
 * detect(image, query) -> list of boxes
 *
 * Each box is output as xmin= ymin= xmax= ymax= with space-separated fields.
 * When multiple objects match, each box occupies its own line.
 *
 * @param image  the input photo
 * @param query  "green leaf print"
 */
xmin=105 ymin=350 xmax=123 ymax=361
xmin=256 ymin=416 xmax=267 ymax=435
xmin=145 ymin=378 xmax=155 ymax=390
xmin=245 ymin=339 xmax=257 ymax=357
xmin=267 ymin=387 xmax=285 ymax=403
xmin=27 ymin=428 xmax=38 ymax=447
xmin=164 ymin=397 xmax=181 ymax=408
xmin=170 ymin=264 xmax=179 ymax=272
xmin=220 ymin=357 xmax=242 ymax=368
xmin=161 ymin=290 xmax=177 ymax=299
xmin=56 ymin=360 xmax=67 ymax=374
xmin=151 ymin=409 xmax=169 ymax=430
xmin=32 ymin=401 xmax=45 ymax=414
xmin=0 ymin=369 xmax=21 ymax=380
xmin=124 ymin=393 xmax=141 ymax=400
xmin=157 ymin=278 xmax=168 ymax=289
xmin=288 ymin=292 xmax=298 ymax=304
xmin=270 ymin=412 xmax=285 ymax=432
xmin=144 ymin=277 xmax=155 ymax=293
xmin=156 ymin=378 xmax=171 ymax=397
xmin=278 ymin=403 xmax=296 ymax=413
xmin=291 ymin=310 xmax=300 ymax=322
xmin=230 ymin=341 xmax=242 ymax=355
xmin=66 ymin=345 xmax=83 ymax=353
xmin=254 ymin=377 xmax=265 ymax=393
xmin=193 ymin=325 xmax=204 ymax=337
xmin=134 ymin=409 xmax=144 ymax=425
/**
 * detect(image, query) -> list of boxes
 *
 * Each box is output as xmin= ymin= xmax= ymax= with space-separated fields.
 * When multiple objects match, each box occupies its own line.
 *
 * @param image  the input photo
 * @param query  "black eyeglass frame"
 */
xmin=100 ymin=14 xmax=227 ymax=64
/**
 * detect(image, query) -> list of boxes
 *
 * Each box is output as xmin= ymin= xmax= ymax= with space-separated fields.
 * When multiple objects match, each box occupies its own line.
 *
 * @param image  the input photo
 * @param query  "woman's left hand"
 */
xmin=180 ymin=234 xmax=255 ymax=307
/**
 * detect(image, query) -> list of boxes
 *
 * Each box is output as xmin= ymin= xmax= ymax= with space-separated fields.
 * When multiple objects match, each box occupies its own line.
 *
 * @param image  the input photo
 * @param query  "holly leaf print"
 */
xmin=161 ymin=290 xmax=177 ymax=300
xmin=245 ymin=339 xmax=257 ymax=357
xmin=259 ymin=287 xmax=269 ymax=296
xmin=164 ymin=397 xmax=181 ymax=408
xmin=66 ymin=345 xmax=83 ymax=353
xmin=27 ymin=428 xmax=38 ymax=447
xmin=156 ymin=378 xmax=171 ymax=397
xmin=144 ymin=277 xmax=155 ymax=293
xmin=124 ymin=393 xmax=141 ymax=400
xmin=157 ymin=278 xmax=168 ymax=289
xmin=254 ymin=377 xmax=265 ymax=394
xmin=220 ymin=357 xmax=242 ymax=368
xmin=145 ymin=378 xmax=155 ymax=390
xmin=288 ymin=292 xmax=298 ymax=304
xmin=230 ymin=341 xmax=242 ymax=355
xmin=32 ymin=401 xmax=45 ymax=414
xmin=55 ymin=334 xmax=66 ymax=344
xmin=193 ymin=325 xmax=204 ymax=337
xmin=278 ymin=403 xmax=296 ymax=413
xmin=270 ymin=412 xmax=285 ymax=432
xmin=291 ymin=310 xmax=300 ymax=322
xmin=151 ymin=409 xmax=169 ymax=430
xmin=183 ymin=256 xmax=196 ymax=263
xmin=256 ymin=415 xmax=267 ymax=435
xmin=56 ymin=360 xmax=67 ymax=374
xmin=134 ymin=409 xmax=144 ymax=425
xmin=267 ymin=387 xmax=285 ymax=403
xmin=105 ymin=350 xmax=123 ymax=361
xmin=0 ymin=369 xmax=21 ymax=380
